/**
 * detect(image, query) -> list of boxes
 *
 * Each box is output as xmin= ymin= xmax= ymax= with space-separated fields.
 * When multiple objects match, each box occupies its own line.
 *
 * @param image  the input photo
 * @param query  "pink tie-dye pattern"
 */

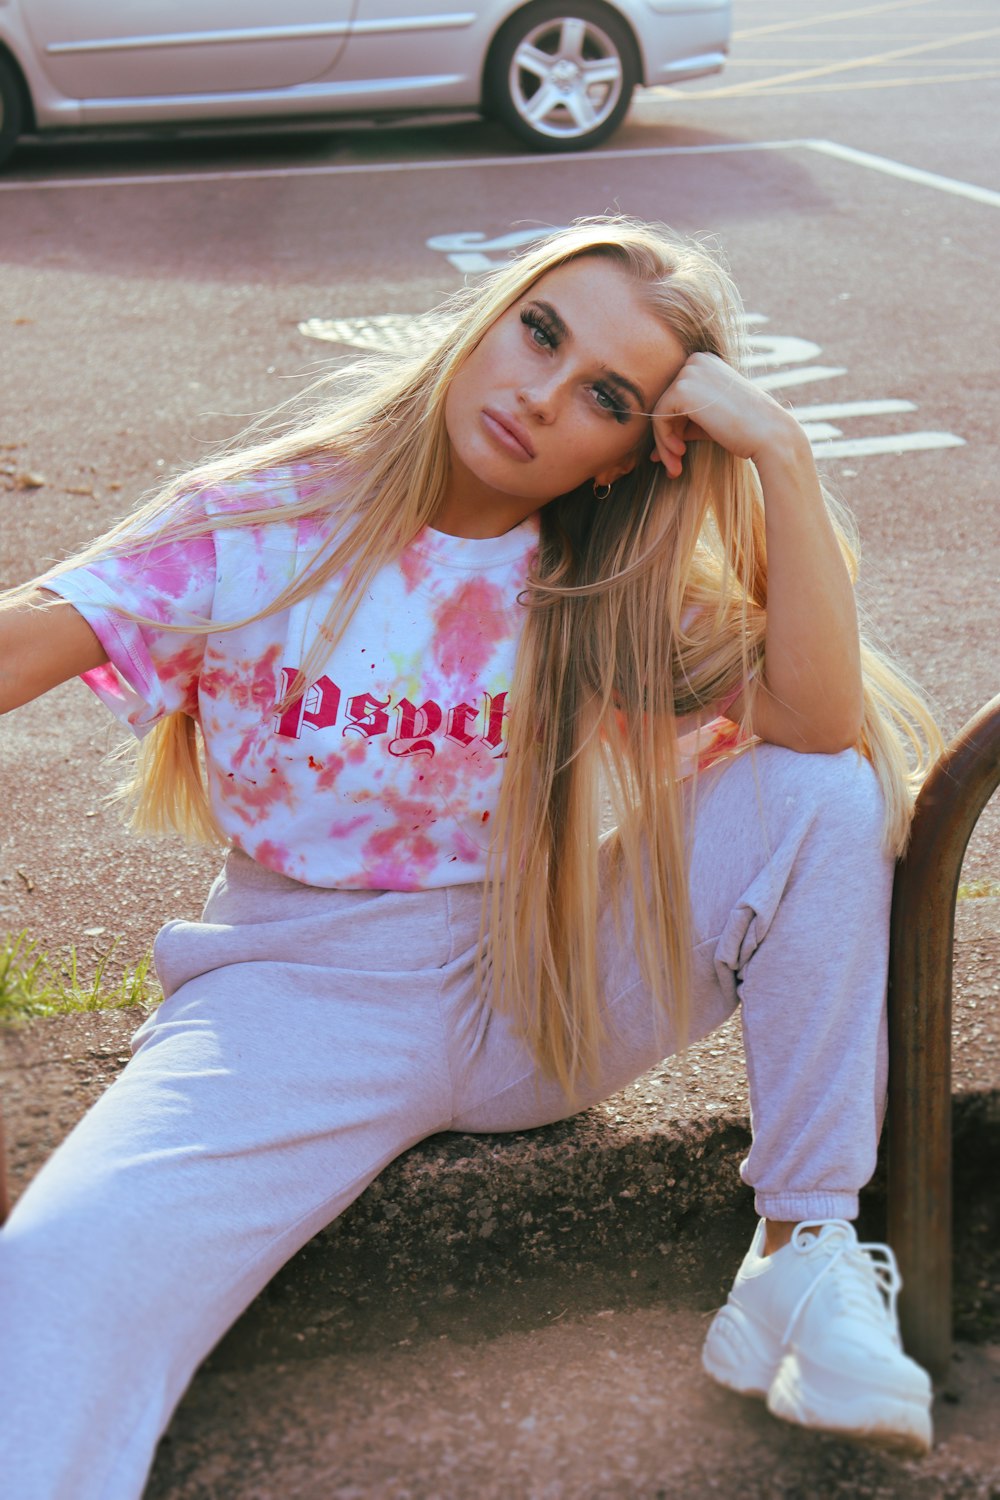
xmin=328 ymin=814 xmax=371 ymax=839
xmin=138 ymin=536 xmax=215 ymax=604
xmin=431 ymin=578 xmax=509 ymax=680
xmin=81 ymin=662 xmax=129 ymax=702
xmin=201 ymin=643 xmax=283 ymax=713
xmin=360 ymin=818 xmax=442 ymax=889
xmin=252 ymin=838 xmax=297 ymax=879
xmin=218 ymin=759 xmax=300 ymax=827
xmin=45 ymin=470 xmax=751 ymax=891
xmin=313 ymin=754 xmax=346 ymax=789
xmin=399 ymin=545 xmax=433 ymax=595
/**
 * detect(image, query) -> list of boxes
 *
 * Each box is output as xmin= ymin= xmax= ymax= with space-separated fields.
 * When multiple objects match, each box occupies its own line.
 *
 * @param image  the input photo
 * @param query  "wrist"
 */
xmin=750 ymin=414 xmax=815 ymax=482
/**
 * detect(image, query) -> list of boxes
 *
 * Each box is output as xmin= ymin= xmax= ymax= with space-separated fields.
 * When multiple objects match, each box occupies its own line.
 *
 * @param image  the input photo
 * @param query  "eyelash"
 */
xmin=519 ymin=307 xmax=632 ymax=425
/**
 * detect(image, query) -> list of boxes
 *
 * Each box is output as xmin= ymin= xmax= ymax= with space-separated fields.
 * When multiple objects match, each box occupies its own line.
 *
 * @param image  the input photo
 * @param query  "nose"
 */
xmin=516 ymin=372 xmax=562 ymax=424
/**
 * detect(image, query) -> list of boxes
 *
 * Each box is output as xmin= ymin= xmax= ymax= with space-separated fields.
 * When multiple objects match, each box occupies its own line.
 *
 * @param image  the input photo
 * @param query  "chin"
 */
xmin=453 ymin=440 xmax=532 ymax=502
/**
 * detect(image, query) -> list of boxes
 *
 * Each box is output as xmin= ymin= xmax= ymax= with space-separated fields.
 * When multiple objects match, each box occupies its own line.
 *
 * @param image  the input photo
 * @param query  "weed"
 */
xmin=957 ymin=878 xmax=1000 ymax=901
xmin=0 ymin=931 xmax=159 ymax=1025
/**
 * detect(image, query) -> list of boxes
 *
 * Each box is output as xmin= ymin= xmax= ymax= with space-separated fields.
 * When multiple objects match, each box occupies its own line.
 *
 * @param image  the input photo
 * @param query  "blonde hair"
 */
xmin=40 ymin=216 xmax=940 ymax=1099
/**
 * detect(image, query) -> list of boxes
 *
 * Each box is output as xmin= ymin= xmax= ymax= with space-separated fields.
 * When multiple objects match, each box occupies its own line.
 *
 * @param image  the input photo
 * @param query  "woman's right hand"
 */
xmin=649 ymin=352 xmax=799 ymax=477
xmin=0 ymin=589 xmax=108 ymax=715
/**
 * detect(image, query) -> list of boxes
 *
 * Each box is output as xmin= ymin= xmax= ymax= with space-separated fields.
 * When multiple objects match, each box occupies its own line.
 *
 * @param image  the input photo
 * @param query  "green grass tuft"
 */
xmin=0 ymin=930 xmax=160 ymax=1025
xmin=957 ymin=878 xmax=1000 ymax=902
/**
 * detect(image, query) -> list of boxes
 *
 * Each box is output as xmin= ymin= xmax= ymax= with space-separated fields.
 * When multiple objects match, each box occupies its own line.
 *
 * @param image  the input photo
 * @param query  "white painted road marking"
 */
xmin=754 ymin=367 xmax=850 ymax=392
xmin=745 ymin=334 xmax=823 ymax=370
xmin=0 ymin=138 xmax=800 ymax=191
xmin=811 ymin=432 xmax=964 ymax=458
xmin=425 ymin=228 xmax=567 ymax=274
xmin=804 ymin=139 xmax=1000 ymax=208
xmin=789 ymin=400 xmax=916 ymax=421
xmin=1 ymin=139 xmax=997 ymax=208
xmin=299 ymin=307 xmax=965 ymax=463
xmin=298 ymin=313 xmax=444 ymax=351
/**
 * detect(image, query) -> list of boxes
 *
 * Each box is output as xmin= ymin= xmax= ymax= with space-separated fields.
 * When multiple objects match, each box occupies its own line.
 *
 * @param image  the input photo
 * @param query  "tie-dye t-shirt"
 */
xmin=43 ymin=469 xmax=746 ymax=891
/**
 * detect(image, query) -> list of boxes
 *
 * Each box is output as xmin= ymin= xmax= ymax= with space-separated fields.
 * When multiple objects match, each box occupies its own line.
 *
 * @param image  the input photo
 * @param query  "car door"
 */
xmin=338 ymin=0 xmax=492 ymax=97
xmin=22 ymin=1 xmax=357 ymax=101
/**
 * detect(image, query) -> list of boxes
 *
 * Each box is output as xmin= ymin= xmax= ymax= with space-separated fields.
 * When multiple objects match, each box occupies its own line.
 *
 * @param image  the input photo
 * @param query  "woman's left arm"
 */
xmin=651 ymin=353 xmax=863 ymax=754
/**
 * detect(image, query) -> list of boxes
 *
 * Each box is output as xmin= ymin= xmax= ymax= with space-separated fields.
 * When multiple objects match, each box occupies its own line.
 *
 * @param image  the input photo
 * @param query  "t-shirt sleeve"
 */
xmin=39 ymin=523 xmax=217 ymax=738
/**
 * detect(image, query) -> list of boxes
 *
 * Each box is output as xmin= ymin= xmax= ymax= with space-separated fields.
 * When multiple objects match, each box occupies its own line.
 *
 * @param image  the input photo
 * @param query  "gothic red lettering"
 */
xmin=274 ymin=667 xmax=341 ymax=740
xmin=445 ymin=702 xmax=479 ymax=748
xmin=344 ymin=692 xmax=392 ymax=740
xmin=389 ymin=698 xmax=443 ymax=758
xmin=273 ymin=672 xmax=513 ymax=757
xmin=481 ymin=690 xmax=510 ymax=756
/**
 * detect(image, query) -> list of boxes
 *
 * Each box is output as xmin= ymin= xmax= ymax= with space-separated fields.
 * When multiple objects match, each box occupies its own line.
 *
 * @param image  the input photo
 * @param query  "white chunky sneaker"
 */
xmin=702 ymin=1219 xmax=933 ymax=1454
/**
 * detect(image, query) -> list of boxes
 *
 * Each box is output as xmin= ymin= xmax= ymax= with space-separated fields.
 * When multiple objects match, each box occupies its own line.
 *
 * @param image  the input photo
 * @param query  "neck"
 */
xmin=432 ymin=492 xmax=541 ymax=539
xmin=434 ymin=448 xmax=548 ymax=539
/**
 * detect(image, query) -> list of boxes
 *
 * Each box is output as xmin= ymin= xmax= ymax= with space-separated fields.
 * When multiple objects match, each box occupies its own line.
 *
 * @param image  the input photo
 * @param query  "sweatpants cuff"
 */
xmin=753 ymin=1191 xmax=859 ymax=1222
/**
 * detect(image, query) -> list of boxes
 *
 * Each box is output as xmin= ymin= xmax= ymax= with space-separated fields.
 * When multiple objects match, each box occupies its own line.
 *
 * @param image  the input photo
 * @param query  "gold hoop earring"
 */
xmin=593 ymin=481 xmax=613 ymax=500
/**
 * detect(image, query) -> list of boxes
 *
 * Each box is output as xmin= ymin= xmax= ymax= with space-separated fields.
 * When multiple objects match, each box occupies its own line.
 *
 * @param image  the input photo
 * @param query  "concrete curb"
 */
xmin=211 ymin=1069 xmax=1000 ymax=1371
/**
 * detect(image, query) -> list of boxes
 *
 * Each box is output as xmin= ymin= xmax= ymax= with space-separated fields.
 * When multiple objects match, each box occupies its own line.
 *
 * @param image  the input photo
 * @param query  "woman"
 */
xmin=0 ymin=217 xmax=939 ymax=1497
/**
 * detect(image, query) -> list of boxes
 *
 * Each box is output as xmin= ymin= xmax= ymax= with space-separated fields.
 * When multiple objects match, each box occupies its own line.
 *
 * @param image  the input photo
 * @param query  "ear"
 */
xmin=592 ymin=454 xmax=639 ymax=488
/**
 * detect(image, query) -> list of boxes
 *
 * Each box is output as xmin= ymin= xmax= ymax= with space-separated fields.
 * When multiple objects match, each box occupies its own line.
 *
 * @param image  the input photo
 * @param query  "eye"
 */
xmin=590 ymin=382 xmax=631 ymax=424
xmin=520 ymin=306 xmax=559 ymax=349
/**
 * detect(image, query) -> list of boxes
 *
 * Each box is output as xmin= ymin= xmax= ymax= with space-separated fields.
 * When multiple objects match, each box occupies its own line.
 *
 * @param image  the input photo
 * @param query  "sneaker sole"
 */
xmin=701 ymin=1304 xmax=781 ymax=1398
xmin=767 ymin=1352 xmax=933 ymax=1456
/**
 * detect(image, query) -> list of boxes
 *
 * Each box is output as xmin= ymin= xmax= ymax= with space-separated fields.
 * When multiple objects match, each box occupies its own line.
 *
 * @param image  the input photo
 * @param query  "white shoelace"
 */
xmin=779 ymin=1218 xmax=904 ymax=1348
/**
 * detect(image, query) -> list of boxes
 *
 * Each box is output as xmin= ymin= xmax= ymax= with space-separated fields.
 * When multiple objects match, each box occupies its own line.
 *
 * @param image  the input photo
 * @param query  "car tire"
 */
xmin=486 ymin=1 xmax=639 ymax=153
xmin=0 ymin=53 xmax=23 ymax=170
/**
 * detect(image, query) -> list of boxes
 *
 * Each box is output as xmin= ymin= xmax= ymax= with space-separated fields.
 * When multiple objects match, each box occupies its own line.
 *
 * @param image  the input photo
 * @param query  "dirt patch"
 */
xmin=0 ymin=1006 xmax=148 ymax=1202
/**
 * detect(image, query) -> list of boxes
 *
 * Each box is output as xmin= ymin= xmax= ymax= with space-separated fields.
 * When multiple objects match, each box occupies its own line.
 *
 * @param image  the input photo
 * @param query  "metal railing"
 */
xmin=888 ymin=692 xmax=1000 ymax=1378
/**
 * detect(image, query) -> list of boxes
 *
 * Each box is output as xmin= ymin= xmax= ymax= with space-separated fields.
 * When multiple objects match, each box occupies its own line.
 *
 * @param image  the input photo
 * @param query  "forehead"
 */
xmin=522 ymin=256 xmax=686 ymax=390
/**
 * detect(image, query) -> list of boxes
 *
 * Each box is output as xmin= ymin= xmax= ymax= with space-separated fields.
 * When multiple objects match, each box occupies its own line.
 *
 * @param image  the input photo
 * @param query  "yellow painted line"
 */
xmin=681 ymin=24 xmax=1000 ymax=98
xmin=736 ymin=33 xmax=998 ymax=42
xmin=678 ymin=66 xmax=1000 ymax=99
xmin=733 ymin=0 xmax=938 ymax=42
xmin=694 ymin=68 xmax=1000 ymax=96
xmin=639 ymin=69 xmax=1000 ymax=101
xmin=720 ymin=57 xmax=1000 ymax=67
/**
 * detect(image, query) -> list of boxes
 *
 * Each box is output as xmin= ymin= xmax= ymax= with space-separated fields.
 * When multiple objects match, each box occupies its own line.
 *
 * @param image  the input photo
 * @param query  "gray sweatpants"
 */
xmin=0 ymin=745 xmax=892 ymax=1500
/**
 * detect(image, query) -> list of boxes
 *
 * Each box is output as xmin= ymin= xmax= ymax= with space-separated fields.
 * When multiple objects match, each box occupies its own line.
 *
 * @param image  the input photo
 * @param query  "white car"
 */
xmin=0 ymin=1 xmax=731 ymax=166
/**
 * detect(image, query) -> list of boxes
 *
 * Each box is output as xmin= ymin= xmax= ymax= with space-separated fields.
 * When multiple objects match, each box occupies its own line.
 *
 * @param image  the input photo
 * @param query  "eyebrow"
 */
xmin=533 ymin=298 xmax=648 ymax=412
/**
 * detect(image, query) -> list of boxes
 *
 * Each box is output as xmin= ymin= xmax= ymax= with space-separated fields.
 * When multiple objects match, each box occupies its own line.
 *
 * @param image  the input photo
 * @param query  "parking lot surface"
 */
xmin=1 ymin=0 xmax=997 ymax=961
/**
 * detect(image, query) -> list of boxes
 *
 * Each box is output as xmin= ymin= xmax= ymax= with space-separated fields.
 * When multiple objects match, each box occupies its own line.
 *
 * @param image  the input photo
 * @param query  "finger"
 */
xmin=650 ymin=444 xmax=685 ymax=478
xmin=650 ymin=435 xmax=686 ymax=463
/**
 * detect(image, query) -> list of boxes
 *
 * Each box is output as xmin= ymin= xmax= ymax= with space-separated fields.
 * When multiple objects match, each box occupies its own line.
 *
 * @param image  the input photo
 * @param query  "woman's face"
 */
xmin=442 ymin=256 xmax=688 ymax=528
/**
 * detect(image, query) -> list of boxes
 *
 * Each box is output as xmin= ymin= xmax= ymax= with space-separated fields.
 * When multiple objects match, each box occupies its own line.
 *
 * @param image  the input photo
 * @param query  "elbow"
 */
xmin=807 ymin=728 xmax=862 ymax=755
xmin=802 ymin=694 xmax=865 ymax=755
xmin=753 ymin=675 xmax=864 ymax=755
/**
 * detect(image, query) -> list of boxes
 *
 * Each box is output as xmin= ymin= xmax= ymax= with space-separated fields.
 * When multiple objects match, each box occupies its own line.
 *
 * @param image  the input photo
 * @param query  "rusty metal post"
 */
xmin=888 ymin=693 xmax=1000 ymax=1380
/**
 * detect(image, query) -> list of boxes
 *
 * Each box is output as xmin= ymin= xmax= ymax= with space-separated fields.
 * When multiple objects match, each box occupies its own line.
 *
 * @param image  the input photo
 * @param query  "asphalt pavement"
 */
xmin=0 ymin=2 xmax=998 ymax=1492
xmin=1 ymin=0 xmax=997 ymax=963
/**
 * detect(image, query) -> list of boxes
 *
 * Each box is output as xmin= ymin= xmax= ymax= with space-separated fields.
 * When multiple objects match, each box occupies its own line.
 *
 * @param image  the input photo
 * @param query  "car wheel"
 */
xmin=0 ymin=54 xmax=23 ymax=170
xmin=486 ymin=0 xmax=639 ymax=153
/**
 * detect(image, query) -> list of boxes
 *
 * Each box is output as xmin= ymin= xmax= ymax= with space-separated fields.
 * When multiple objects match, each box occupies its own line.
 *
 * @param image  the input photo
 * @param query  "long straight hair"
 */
xmin=37 ymin=216 xmax=940 ymax=1099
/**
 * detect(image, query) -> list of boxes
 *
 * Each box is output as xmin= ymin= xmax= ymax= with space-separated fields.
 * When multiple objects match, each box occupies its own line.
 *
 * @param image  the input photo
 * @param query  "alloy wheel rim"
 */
xmin=508 ymin=16 xmax=624 ymax=139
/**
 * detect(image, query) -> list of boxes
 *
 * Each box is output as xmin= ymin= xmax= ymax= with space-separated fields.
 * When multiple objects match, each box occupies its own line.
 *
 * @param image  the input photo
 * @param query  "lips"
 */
xmin=481 ymin=407 xmax=535 ymax=460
